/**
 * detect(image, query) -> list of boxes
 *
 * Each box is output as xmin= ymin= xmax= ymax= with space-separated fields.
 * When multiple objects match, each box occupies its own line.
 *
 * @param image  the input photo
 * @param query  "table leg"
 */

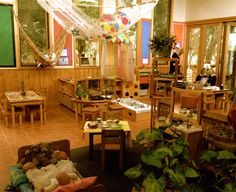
xmin=75 ymin=102 xmax=78 ymax=122
xmin=126 ymin=131 xmax=132 ymax=148
xmin=89 ymin=133 xmax=94 ymax=159
xmin=40 ymin=104 xmax=43 ymax=125
xmin=11 ymin=106 xmax=15 ymax=128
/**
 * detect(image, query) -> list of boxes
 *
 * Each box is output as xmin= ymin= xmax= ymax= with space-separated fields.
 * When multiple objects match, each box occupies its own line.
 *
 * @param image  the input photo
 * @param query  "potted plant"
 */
xmin=150 ymin=33 xmax=176 ymax=57
xmin=75 ymin=82 xmax=89 ymax=100
xmin=124 ymin=123 xmax=199 ymax=192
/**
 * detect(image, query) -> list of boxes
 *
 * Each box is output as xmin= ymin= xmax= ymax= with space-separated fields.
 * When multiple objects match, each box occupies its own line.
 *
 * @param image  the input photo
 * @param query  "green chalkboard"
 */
xmin=0 ymin=5 xmax=15 ymax=67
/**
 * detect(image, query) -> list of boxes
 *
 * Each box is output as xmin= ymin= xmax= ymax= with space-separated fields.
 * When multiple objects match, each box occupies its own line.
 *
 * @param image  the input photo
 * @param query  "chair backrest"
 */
xmin=203 ymin=92 xmax=215 ymax=110
xmin=96 ymin=101 xmax=110 ymax=119
xmin=1 ymin=98 xmax=10 ymax=113
xmin=101 ymin=129 xmax=125 ymax=150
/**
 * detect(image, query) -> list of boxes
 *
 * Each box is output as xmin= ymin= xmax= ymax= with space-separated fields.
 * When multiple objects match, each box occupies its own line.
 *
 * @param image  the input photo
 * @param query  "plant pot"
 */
xmin=81 ymin=95 xmax=89 ymax=101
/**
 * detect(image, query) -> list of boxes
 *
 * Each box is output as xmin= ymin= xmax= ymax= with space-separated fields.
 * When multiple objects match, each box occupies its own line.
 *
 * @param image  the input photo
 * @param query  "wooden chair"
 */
xmin=108 ymin=103 xmax=124 ymax=119
xmin=1 ymin=98 xmax=24 ymax=127
xmin=203 ymin=92 xmax=215 ymax=110
xmin=82 ymin=104 xmax=100 ymax=123
xmin=96 ymin=101 xmax=110 ymax=119
xmin=28 ymin=96 xmax=47 ymax=124
xmin=101 ymin=129 xmax=125 ymax=171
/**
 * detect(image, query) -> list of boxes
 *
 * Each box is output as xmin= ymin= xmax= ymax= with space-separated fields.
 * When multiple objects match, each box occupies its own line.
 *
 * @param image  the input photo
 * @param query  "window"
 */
xmin=185 ymin=23 xmax=222 ymax=84
xmin=73 ymin=0 xmax=100 ymax=66
xmin=18 ymin=0 xmax=48 ymax=66
xmin=153 ymin=0 xmax=171 ymax=35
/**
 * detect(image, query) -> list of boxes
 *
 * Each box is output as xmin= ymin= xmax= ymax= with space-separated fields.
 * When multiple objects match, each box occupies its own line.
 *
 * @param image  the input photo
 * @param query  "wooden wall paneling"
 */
xmin=0 ymin=70 xmax=6 ymax=94
xmin=0 ymin=67 xmax=101 ymax=105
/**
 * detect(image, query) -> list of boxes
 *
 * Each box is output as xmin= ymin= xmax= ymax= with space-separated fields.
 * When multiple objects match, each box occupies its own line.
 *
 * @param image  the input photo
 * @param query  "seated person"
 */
xmin=195 ymin=68 xmax=216 ymax=86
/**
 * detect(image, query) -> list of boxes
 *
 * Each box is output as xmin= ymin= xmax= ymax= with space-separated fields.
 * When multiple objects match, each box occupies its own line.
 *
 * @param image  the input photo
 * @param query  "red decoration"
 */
xmin=122 ymin=17 xmax=129 ymax=25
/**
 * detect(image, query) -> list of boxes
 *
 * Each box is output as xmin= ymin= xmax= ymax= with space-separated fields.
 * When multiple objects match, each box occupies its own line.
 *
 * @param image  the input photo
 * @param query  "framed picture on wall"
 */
xmin=59 ymin=57 xmax=69 ymax=65
xmin=60 ymin=48 xmax=68 ymax=57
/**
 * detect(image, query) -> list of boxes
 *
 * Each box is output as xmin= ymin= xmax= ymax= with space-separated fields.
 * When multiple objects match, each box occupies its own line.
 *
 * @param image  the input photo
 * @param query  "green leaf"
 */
xmin=224 ymin=183 xmax=236 ymax=192
xmin=136 ymin=130 xmax=147 ymax=143
xmin=184 ymin=167 xmax=199 ymax=178
xmin=199 ymin=150 xmax=218 ymax=162
xmin=141 ymin=152 xmax=163 ymax=168
xmin=176 ymin=136 xmax=188 ymax=145
xmin=145 ymin=128 xmax=163 ymax=142
xmin=124 ymin=164 xmax=142 ymax=179
xmin=217 ymin=150 xmax=236 ymax=160
xmin=170 ymin=171 xmax=186 ymax=187
xmin=143 ymin=173 xmax=165 ymax=192
xmin=171 ymin=144 xmax=184 ymax=156
xmin=155 ymin=147 xmax=173 ymax=159
xmin=170 ymin=158 xmax=178 ymax=168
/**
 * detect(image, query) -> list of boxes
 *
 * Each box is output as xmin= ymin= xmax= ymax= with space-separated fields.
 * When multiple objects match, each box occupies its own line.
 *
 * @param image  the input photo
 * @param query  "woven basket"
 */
xmin=209 ymin=128 xmax=236 ymax=143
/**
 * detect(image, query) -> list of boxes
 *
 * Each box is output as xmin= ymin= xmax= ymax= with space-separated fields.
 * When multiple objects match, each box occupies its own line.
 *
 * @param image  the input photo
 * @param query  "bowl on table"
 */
xmin=88 ymin=122 xmax=98 ymax=129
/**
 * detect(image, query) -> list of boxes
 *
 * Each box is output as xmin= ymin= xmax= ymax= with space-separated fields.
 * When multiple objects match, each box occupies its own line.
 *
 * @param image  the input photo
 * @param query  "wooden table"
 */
xmin=4 ymin=91 xmax=44 ymax=128
xmin=83 ymin=120 xmax=131 ymax=158
xmin=71 ymin=98 xmax=110 ymax=122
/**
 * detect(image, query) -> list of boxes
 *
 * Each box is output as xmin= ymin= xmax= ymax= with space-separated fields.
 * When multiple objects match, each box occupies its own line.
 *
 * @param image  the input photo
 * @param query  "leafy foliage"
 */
xmin=198 ymin=149 xmax=236 ymax=192
xmin=75 ymin=81 xmax=89 ymax=99
xmin=124 ymin=124 xmax=199 ymax=192
xmin=150 ymin=33 xmax=176 ymax=57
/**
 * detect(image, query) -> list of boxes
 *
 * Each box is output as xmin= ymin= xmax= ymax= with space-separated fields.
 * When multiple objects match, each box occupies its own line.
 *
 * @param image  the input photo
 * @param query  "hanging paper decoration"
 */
xmin=37 ymin=0 xmax=158 ymax=42
xmin=99 ymin=11 xmax=131 ymax=41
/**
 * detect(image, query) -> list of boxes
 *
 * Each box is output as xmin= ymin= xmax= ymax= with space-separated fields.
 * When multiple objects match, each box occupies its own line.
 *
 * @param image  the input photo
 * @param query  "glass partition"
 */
xmin=224 ymin=23 xmax=236 ymax=90
xmin=186 ymin=27 xmax=201 ymax=82
xmin=204 ymin=25 xmax=220 ymax=72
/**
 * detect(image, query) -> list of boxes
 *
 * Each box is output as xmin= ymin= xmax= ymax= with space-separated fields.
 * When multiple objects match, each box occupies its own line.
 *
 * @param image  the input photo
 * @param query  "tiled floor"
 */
xmin=0 ymin=104 xmax=150 ymax=190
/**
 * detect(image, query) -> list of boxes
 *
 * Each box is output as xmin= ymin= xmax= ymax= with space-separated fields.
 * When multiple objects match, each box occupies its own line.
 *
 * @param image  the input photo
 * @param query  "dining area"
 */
xmin=1 ymin=90 xmax=46 ymax=128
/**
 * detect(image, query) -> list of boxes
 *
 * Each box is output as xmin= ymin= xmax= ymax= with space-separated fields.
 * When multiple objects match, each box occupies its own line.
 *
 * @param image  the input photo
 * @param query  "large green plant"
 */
xmin=150 ymin=33 xmax=176 ymax=57
xmin=124 ymin=124 xmax=199 ymax=192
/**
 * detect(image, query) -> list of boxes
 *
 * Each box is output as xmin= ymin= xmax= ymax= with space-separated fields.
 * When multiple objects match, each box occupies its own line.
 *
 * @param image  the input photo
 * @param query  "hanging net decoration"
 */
xmin=13 ymin=11 xmax=67 ymax=67
xmin=37 ymin=0 xmax=158 ymax=41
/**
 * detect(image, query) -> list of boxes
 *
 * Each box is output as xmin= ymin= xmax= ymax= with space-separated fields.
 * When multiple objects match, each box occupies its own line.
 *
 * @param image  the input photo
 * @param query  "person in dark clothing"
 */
xmin=169 ymin=52 xmax=179 ymax=74
xmin=169 ymin=47 xmax=183 ymax=74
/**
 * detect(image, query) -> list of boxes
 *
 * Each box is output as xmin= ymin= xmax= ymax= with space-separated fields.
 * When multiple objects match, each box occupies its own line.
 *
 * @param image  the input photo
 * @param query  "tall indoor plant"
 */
xmin=150 ymin=33 xmax=176 ymax=57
